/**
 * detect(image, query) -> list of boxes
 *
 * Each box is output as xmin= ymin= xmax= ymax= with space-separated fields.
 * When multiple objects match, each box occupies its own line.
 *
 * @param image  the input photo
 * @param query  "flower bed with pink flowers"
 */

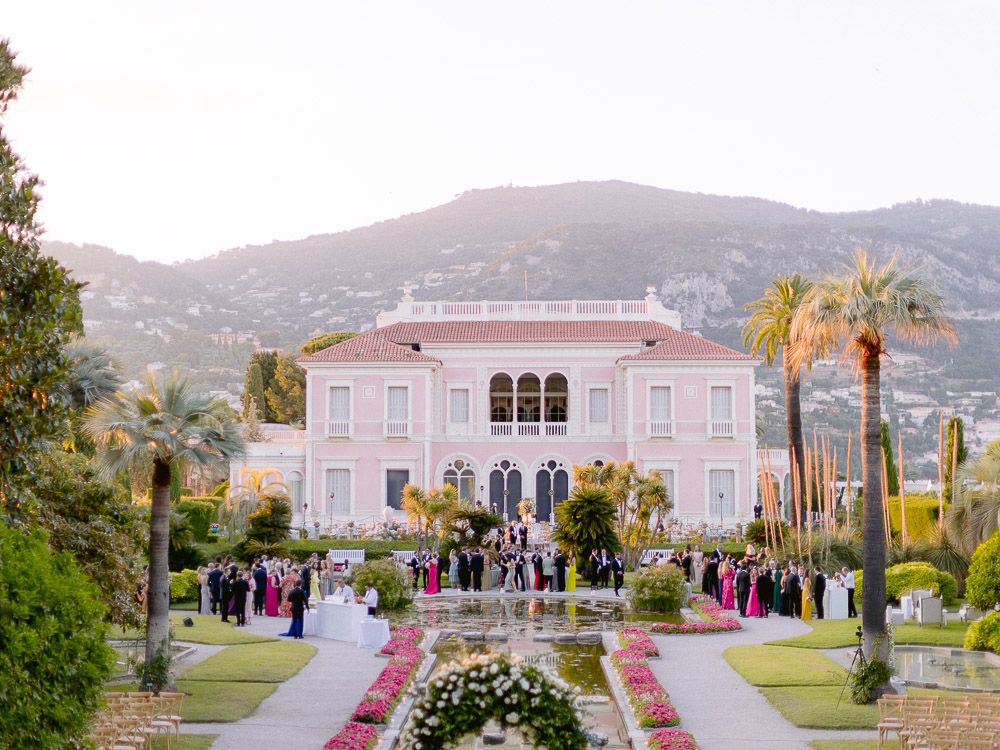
xmin=648 ymin=595 xmax=741 ymax=635
xmin=648 ymin=727 xmax=698 ymax=749
xmin=323 ymin=627 xmax=426 ymax=750
xmin=611 ymin=628 xmax=682 ymax=730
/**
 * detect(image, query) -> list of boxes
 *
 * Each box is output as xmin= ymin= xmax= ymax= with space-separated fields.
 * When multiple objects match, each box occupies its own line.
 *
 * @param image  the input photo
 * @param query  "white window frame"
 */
xmin=646 ymin=379 xmax=675 ymax=438
xmin=286 ymin=470 xmax=305 ymax=515
xmin=322 ymin=460 xmax=357 ymax=517
xmin=586 ymin=385 xmax=612 ymax=435
xmin=447 ymin=383 xmax=473 ymax=435
xmin=707 ymin=379 xmax=736 ymax=438
xmin=704 ymin=460 xmax=740 ymax=520
xmin=325 ymin=381 xmax=353 ymax=438
xmin=384 ymin=381 xmax=412 ymax=437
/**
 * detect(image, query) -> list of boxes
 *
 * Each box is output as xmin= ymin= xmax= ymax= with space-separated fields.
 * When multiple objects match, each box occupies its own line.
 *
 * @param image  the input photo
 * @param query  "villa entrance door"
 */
xmin=488 ymin=460 xmax=522 ymax=522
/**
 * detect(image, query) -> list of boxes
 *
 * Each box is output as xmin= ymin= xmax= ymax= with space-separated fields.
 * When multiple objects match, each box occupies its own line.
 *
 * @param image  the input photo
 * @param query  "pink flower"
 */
xmin=323 ymin=721 xmax=378 ymax=750
xmin=639 ymin=701 xmax=681 ymax=728
xmin=648 ymin=728 xmax=697 ymax=750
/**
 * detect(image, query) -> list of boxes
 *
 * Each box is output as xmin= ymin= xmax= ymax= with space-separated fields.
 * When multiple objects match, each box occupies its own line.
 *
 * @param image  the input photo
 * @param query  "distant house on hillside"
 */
xmin=230 ymin=288 xmax=761 ymax=529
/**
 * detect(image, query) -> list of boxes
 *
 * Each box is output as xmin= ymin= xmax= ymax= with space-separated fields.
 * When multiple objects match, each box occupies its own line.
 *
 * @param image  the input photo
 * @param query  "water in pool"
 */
xmin=896 ymin=647 xmax=1000 ymax=692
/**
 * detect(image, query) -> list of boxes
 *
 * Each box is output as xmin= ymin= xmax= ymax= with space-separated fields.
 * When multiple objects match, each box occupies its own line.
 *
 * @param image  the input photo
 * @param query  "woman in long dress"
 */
xmin=244 ymin=571 xmax=255 ymax=625
xmin=532 ymin=551 xmax=544 ymax=591
xmin=566 ymin=553 xmax=577 ymax=592
xmin=448 ymin=551 xmax=459 ymax=589
xmin=425 ymin=557 xmax=440 ymax=595
xmin=772 ymin=563 xmax=783 ymax=615
xmin=801 ymin=573 xmax=813 ymax=621
xmin=721 ymin=561 xmax=736 ymax=610
xmin=691 ymin=549 xmax=704 ymax=589
xmin=279 ymin=568 xmax=299 ymax=617
xmin=746 ymin=568 xmax=760 ymax=617
xmin=198 ymin=567 xmax=210 ymax=615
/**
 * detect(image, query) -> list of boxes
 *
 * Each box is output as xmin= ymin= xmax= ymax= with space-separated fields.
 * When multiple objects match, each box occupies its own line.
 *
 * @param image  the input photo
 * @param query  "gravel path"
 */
xmin=178 ymin=610 xmax=385 ymax=750
xmin=646 ymin=615 xmax=879 ymax=750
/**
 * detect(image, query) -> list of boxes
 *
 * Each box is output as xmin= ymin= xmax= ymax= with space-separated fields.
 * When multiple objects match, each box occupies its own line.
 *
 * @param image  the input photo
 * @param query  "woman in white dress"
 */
xmin=691 ymin=548 xmax=704 ymax=588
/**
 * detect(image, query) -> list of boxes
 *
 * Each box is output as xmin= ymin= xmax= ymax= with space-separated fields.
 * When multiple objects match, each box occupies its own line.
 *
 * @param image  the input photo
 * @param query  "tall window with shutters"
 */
xmin=386 ymin=386 xmax=410 ymax=436
xmin=325 ymin=469 xmax=351 ymax=515
xmin=708 ymin=469 xmax=735 ymax=517
xmin=328 ymin=386 xmax=350 ymax=437
xmin=659 ymin=469 xmax=675 ymax=515
xmin=449 ymin=388 xmax=470 ymax=424
xmin=588 ymin=388 xmax=609 ymax=424
xmin=710 ymin=386 xmax=734 ymax=437
xmin=648 ymin=385 xmax=673 ymax=437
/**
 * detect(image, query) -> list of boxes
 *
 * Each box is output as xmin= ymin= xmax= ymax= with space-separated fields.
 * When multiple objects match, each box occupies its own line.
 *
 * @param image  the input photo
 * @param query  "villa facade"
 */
xmin=230 ymin=290 xmax=762 ymax=529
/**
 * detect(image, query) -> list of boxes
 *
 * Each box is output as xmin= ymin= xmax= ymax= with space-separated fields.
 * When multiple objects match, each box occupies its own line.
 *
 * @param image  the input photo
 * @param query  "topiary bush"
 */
xmin=627 ymin=564 xmax=687 ymax=613
xmin=0 ymin=525 xmax=114 ymax=747
xmin=169 ymin=568 xmax=199 ymax=602
xmin=854 ymin=561 xmax=958 ymax=605
xmin=177 ymin=499 xmax=216 ymax=542
xmin=349 ymin=558 xmax=413 ymax=611
xmin=964 ymin=611 xmax=1000 ymax=654
xmin=964 ymin=532 xmax=1000 ymax=611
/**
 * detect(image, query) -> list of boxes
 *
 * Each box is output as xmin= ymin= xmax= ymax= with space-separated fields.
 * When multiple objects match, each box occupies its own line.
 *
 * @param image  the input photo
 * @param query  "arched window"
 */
xmin=543 ymin=373 xmax=568 ymax=423
xmin=287 ymin=471 xmax=304 ymax=514
xmin=489 ymin=459 xmax=522 ymax=521
xmin=490 ymin=373 xmax=513 ymax=423
xmin=535 ymin=458 xmax=569 ymax=521
xmin=443 ymin=459 xmax=477 ymax=503
xmin=517 ymin=374 xmax=541 ymax=423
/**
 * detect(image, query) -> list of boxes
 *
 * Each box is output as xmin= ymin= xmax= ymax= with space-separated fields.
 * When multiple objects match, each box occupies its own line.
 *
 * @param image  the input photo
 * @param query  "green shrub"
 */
xmin=965 ymin=532 xmax=1000 ymax=611
xmin=169 ymin=568 xmax=200 ymax=602
xmin=964 ymin=611 xmax=1000 ymax=654
xmin=177 ymin=500 xmax=216 ymax=542
xmin=0 ymin=525 xmax=114 ymax=747
xmin=551 ymin=486 xmax=620 ymax=561
xmin=888 ymin=494 xmax=941 ymax=542
xmin=854 ymin=562 xmax=958 ymax=605
xmin=210 ymin=480 xmax=229 ymax=497
xmin=627 ymin=564 xmax=687 ymax=613
xmin=348 ymin=558 xmax=413 ymax=611
xmin=285 ymin=538 xmax=415 ymax=563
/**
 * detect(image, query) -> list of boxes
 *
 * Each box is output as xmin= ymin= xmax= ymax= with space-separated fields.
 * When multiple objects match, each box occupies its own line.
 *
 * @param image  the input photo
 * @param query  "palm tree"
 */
xmin=64 ymin=336 xmax=123 ymax=411
xmin=791 ymin=251 xmax=954 ymax=664
xmin=222 ymin=468 xmax=286 ymax=541
xmin=947 ymin=439 xmax=1000 ymax=555
xmin=743 ymin=274 xmax=813 ymax=524
xmin=84 ymin=373 xmax=245 ymax=670
xmin=402 ymin=483 xmax=458 ymax=551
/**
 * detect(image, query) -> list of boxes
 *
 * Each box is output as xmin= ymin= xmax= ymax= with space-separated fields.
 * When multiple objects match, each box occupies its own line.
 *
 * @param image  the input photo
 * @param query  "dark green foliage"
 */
xmin=552 ymin=485 xmax=620 ymax=560
xmin=169 ymin=511 xmax=206 ymax=572
xmin=743 ymin=518 xmax=767 ymax=546
xmin=944 ymin=416 xmax=967 ymax=502
xmin=440 ymin=503 xmax=503 ymax=558
xmin=178 ymin=499 xmax=216 ymax=542
xmin=210 ymin=480 xmax=230 ymax=498
xmin=300 ymin=330 xmax=358 ymax=355
xmin=234 ymin=494 xmax=291 ymax=561
xmin=0 ymin=41 xmax=82 ymax=522
xmin=850 ymin=654 xmax=893 ymax=704
xmin=0 ymin=524 xmax=114 ymax=747
xmin=241 ymin=350 xmax=278 ymax=422
xmin=881 ymin=422 xmax=899 ymax=497
xmin=627 ymin=564 xmax=686 ymax=612
xmin=169 ymin=568 xmax=199 ymax=602
xmin=349 ymin=558 xmax=413 ymax=611
xmin=854 ymin=561 xmax=958 ymax=605
xmin=964 ymin=532 xmax=1000 ymax=611
xmin=285 ymin=538 xmax=414 ymax=562
xmin=31 ymin=451 xmax=147 ymax=628
xmin=170 ymin=461 xmax=182 ymax=503
xmin=265 ymin=354 xmax=306 ymax=425
xmin=964 ymin=611 xmax=1000 ymax=654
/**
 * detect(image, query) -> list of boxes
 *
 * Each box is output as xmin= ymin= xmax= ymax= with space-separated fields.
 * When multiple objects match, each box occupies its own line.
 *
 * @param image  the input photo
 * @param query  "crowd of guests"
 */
xmin=648 ymin=543 xmax=858 ymax=620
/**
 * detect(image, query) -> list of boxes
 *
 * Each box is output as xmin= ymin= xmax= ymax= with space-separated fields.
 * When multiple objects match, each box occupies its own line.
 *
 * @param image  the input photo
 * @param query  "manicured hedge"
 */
xmin=169 ymin=568 xmax=200 ymax=602
xmin=888 ymin=494 xmax=942 ymax=542
xmin=965 ymin=611 xmax=1000 ymax=654
xmin=965 ymin=532 xmax=1000 ymax=611
xmin=287 ymin=539 xmax=415 ymax=563
xmin=854 ymin=561 xmax=958 ymax=605
xmin=177 ymin=499 xmax=217 ymax=542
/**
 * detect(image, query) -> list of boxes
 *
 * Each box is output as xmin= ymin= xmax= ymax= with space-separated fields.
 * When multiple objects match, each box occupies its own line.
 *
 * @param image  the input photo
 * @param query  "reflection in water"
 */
xmin=897 ymin=648 xmax=1000 ymax=692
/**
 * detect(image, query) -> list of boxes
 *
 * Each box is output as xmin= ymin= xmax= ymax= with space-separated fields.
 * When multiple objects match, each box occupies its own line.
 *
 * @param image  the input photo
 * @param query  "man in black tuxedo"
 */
xmin=611 ymin=552 xmax=626 ymax=597
xmin=735 ymin=563 xmax=751 ymax=617
xmin=232 ymin=572 xmax=250 ymax=626
xmin=589 ymin=549 xmax=600 ymax=591
xmin=785 ymin=566 xmax=801 ymax=618
xmin=518 ymin=523 xmax=528 ymax=551
xmin=514 ymin=551 xmax=526 ymax=591
xmin=421 ymin=549 xmax=432 ymax=589
xmin=457 ymin=549 xmax=471 ymax=591
xmin=703 ymin=557 xmax=720 ymax=603
xmin=207 ymin=562 xmax=223 ymax=615
xmin=599 ymin=549 xmax=612 ymax=589
xmin=554 ymin=549 xmax=567 ymax=592
xmin=220 ymin=569 xmax=234 ymax=622
xmin=300 ymin=562 xmax=312 ymax=610
xmin=710 ymin=543 xmax=724 ymax=562
xmin=470 ymin=548 xmax=484 ymax=592
xmin=813 ymin=566 xmax=826 ymax=619
xmin=252 ymin=562 xmax=268 ymax=616
xmin=407 ymin=553 xmax=420 ymax=590
xmin=681 ymin=547 xmax=692 ymax=582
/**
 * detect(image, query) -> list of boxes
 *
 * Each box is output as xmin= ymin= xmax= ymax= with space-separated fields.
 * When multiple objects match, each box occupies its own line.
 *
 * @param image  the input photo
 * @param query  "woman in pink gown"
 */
xmin=746 ymin=568 xmax=760 ymax=617
xmin=424 ymin=558 xmax=440 ymax=595
xmin=265 ymin=568 xmax=280 ymax=617
xmin=721 ymin=561 xmax=736 ymax=610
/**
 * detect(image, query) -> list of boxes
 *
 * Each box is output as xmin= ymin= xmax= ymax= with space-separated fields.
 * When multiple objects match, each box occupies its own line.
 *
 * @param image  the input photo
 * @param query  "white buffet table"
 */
xmin=315 ymin=599 xmax=368 ymax=642
xmin=823 ymin=587 xmax=849 ymax=620
xmin=358 ymin=618 xmax=391 ymax=649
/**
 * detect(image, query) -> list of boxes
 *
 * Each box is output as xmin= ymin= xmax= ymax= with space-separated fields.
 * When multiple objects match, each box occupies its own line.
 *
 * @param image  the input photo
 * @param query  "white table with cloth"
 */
xmin=358 ymin=618 xmax=391 ymax=649
xmin=301 ymin=609 xmax=318 ymax=636
xmin=315 ymin=599 xmax=368 ymax=642
xmin=823 ymin=586 xmax=849 ymax=620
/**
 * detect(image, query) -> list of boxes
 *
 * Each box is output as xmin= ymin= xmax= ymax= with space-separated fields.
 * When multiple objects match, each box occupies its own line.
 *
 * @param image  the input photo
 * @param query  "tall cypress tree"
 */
xmin=881 ymin=421 xmax=899 ymax=497
xmin=241 ymin=361 xmax=266 ymax=420
xmin=944 ymin=416 xmax=967 ymax=502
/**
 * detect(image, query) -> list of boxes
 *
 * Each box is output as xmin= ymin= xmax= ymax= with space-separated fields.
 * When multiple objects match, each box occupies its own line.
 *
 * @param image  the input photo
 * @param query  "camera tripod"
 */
xmin=837 ymin=626 xmax=867 ymax=708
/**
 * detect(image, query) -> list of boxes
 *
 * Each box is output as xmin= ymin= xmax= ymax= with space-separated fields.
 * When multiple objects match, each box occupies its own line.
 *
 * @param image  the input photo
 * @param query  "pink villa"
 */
xmin=231 ymin=289 xmax=763 ymax=529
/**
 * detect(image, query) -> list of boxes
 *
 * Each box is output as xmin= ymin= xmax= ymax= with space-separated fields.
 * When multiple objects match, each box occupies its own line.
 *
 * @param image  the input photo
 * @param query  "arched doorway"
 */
xmin=488 ymin=458 xmax=523 ymax=521
xmin=535 ymin=458 xmax=569 ymax=522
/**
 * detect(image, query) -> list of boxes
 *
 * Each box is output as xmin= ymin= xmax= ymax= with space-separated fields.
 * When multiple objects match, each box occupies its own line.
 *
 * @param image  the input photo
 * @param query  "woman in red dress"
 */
xmin=265 ymin=565 xmax=280 ymax=617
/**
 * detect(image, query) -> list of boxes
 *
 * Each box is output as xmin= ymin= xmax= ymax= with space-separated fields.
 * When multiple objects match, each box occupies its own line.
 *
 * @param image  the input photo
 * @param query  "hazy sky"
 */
xmin=5 ymin=2 xmax=1000 ymax=263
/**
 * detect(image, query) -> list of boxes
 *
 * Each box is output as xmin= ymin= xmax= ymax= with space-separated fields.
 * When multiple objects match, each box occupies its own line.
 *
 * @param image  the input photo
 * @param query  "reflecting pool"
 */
xmin=896 ymin=646 xmax=1000 ymax=692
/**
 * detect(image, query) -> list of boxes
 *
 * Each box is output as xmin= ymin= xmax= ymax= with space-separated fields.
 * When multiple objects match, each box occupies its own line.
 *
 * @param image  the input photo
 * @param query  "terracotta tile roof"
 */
xmin=300 ymin=320 xmax=752 ymax=363
xmin=298 ymin=331 xmax=440 ymax=364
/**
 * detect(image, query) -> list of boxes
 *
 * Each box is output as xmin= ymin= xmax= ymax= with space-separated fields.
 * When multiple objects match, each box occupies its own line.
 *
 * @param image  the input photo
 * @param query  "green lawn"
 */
xmin=767 ymin=618 xmax=969 ymax=649
xmin=172 ymin=600 xmax=199 ymax=611
xmin=724 ymin=645 xmax=847 ymax=686
xmin=109 ymin=615 xmax=277 ymax=645
xmin=808 ymin=741 xmax=878 ymax=750
xmin=760 ymin=686 xmax=879 ymax=729
xmin=174 ymin=679 xmax=279 ymax=722
xmin=181 ymin=641 xmax=316 ymax=683
xmin=151 ymin=735 xmax=218 ymax=750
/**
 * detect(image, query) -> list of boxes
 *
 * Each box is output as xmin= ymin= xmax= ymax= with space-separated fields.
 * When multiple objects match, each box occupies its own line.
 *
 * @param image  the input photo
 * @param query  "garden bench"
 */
xmin=327 ymin=549 xmax=366 ymax=573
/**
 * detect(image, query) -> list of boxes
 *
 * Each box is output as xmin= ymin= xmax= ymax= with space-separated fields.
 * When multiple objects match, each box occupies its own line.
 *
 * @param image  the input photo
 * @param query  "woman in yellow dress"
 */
xmin=566 ymin=553 xmax=577 ymax=592
xmin=801 ymin=568 xmax=813 ymax=621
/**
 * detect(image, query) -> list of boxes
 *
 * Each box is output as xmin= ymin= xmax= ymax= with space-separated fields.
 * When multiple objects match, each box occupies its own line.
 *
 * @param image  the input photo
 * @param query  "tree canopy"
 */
xmin=300 ymin=330 xmax=358 ymax=355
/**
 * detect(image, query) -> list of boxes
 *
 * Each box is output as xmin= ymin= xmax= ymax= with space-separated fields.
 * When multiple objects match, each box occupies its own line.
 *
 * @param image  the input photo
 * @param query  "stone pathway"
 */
xmin=646 ymin=615 xmax=879 ymax=750
xmin=176 ymin=611 xmax=385 ymax=750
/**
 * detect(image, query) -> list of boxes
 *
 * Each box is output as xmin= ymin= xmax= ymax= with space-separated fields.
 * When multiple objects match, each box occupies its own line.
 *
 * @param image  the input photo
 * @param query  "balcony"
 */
xmin=647 ymin=420 xmax=675 ymax=438
xmin=489 ymin=422 xmax=568 ymax=438
xmin=384 ymin=420 xmax=411 ymax=438
xmin=709 ymin=419 xmax=736 ymax=438
xmin=327 ymin=420 xmax=351 ymax=438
